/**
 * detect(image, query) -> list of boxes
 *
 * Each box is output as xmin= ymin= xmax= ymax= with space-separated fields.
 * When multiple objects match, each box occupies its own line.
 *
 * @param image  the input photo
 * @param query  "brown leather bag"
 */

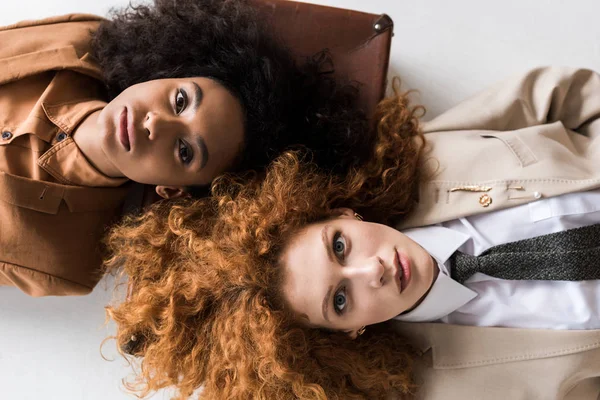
xmin=250 ymin=0 xmax=393 ymax=116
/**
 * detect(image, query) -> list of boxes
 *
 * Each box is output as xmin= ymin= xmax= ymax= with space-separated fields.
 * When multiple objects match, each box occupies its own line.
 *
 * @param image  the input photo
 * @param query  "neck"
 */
xmin=73 ymin=110 xmax=123 ymax=178
xmin=400 ymin=256 xmax=439 ymax=315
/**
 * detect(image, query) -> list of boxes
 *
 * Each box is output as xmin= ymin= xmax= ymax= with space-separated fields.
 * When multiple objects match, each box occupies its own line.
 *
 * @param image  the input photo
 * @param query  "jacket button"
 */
xmin=479 ymin=194 xmax=492 ymax=207
xmin=1 ymin=131 xmax=12 ymax=140
xmin=56 ymin=132 xmax=68 ymax=142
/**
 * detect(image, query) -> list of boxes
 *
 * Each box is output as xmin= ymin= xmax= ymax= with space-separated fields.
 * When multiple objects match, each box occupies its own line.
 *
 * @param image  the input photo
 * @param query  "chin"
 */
xmin=95 ymin=114 xmax=112 ymax=142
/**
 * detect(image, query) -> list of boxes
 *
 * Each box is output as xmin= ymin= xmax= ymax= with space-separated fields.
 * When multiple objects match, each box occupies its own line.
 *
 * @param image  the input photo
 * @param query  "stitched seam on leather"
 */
xmin=436 ymin=342 xmax=600 ymax=367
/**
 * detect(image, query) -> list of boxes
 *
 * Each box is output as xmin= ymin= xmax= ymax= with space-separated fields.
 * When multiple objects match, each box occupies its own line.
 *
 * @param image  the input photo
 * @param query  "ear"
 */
xmin=331 ymin=207 xmax=355 ymax=218
xmin=155 ymin=185 xmax=190 ymax=200
xmin=346 ymin=329 xmax=360 ymax=340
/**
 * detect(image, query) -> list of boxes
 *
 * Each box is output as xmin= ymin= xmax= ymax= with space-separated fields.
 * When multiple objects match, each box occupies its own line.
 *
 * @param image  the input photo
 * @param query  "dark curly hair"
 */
xmin=104 ymin=88 xmax=426 ymax=399
xmin=92 ymin=0 xmax=372 ymax=185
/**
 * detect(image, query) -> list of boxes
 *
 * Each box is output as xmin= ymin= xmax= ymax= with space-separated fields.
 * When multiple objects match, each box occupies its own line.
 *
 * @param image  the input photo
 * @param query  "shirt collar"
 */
xmin=402 ymin=225 xmax=469 ymax=268
xmin=42 ymin=99 xmax=106 ymax=136
xmin=38 ymin=137 xmax=128 ymax=188
xmin=393 ymin=226 xmax=477 ymax=322
xmin=38 ymin=91 xmax=125 ymax=187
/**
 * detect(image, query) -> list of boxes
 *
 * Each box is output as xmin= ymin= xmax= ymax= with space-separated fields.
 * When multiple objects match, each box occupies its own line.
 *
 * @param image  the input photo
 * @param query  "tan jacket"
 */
xmin=395 ymin=67 xmax=600 ymax=399
xmin=0 ymin=15 xmax=131 ymax=297
xmin=393 ymin=322 xmax=600 ymax=400
xmin=399 ymin=66 xmax=600 ymax=229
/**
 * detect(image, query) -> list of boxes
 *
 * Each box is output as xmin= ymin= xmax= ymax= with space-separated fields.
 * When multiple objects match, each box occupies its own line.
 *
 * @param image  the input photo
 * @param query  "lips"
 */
xmin=396 ymin=250 xmax=412 ymax=292
xmin=118 ymin=107 xmax=131 ymax=151
xmin=393 ymin=251 xmax=403 ymax=294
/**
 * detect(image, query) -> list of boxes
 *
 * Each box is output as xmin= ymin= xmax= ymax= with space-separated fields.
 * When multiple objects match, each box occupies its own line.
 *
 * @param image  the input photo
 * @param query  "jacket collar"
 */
xmin=42 ymin=97 xmax=106 ymax=136
xmin=37 ymin=136 xmax=128 ymax=188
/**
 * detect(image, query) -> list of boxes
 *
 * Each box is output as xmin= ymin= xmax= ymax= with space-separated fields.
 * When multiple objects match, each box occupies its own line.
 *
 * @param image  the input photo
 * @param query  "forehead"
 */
xmin=190 ymin=77 xmax=246 ymax=182
xmin=282 ymin=222 xmax=327 ymax=286
xmin=191 ymin=76 xmax=245 ymax=135
xmin=280 ymin=221 xmax=333 ymax=323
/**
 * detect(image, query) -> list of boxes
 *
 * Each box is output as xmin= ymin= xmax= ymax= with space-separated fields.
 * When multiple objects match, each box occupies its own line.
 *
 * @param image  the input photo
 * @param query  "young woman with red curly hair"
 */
xmin=104 ymin=86 xmax=426 ymax=399
xmin=105 ymin=67 xmax=600 ymax=400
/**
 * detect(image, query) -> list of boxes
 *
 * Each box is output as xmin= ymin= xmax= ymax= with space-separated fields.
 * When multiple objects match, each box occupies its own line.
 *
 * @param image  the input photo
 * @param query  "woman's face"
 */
xmin=97 ymin=77 xmax=245 ymax=189
xmin=281 ymin=210 xmax=437 ymax=335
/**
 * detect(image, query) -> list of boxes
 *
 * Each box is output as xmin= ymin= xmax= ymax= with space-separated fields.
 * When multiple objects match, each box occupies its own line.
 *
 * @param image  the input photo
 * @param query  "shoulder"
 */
xmin=0 ymin=13 xmax=106 ymax=71
xmin=0 ymin=13 xmax=104 ymax=32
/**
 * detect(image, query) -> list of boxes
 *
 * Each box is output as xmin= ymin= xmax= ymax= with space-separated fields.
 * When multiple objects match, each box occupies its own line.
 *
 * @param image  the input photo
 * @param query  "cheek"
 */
xmin=141 ymin=151 xmax=171 ymax=172
xmin=110 ymin=89 xmax=131 ymax=106
xmin=359 ymin=234 xmax=382 ymax=254
xmin=354 ymin=288 xmax=379 ymax=311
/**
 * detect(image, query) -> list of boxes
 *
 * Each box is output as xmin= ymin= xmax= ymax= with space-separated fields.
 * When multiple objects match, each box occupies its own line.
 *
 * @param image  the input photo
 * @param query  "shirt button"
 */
xmin=479 ymin=194 xmax=492 ymax=207
xmin=56 ymin=132 xmax=68 ymax=142
xmin=1 ymin=131 xmax=13 ymax=140
xmin=533 ymin=191 xmax=542 ymax=199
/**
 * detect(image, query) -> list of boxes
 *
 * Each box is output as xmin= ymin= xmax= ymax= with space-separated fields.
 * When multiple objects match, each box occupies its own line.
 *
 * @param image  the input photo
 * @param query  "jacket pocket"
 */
xmin=0 ymin=171 xmax=131 ymax=214
xmin=0 ymin=171 xmax=64 ymax=214
xmin=480 ymin=133 xmax=538 ymax=167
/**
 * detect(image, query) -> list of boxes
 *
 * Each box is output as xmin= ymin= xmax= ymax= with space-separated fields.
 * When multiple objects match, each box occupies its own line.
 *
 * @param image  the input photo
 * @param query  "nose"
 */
xmin=143 ymin=111 xmax=180 ymax=140
xmin=345 ymin=257 xmax=385 ymax=289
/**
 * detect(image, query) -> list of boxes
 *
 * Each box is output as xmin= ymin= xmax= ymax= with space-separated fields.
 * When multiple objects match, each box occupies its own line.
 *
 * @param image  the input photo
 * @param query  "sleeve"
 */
xmin=0 ymin=262 xmax=93 ymax=297
xmin=423 ymin=67 xmax=600 ymax=138
xmin=0 ymin=14 xmax=104 ymax=85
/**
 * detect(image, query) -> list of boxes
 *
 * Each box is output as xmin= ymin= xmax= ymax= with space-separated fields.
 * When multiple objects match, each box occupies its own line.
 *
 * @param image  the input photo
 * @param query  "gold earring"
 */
xmin=354 ymin=212 xmax=363 ymax=221
xmin=357 ymin=326 xmax=366 ymax=336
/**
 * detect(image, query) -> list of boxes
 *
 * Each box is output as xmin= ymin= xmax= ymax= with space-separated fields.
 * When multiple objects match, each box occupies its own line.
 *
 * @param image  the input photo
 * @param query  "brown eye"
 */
xmin=178 ymin=139 xmax=193 ymax=165
xmin=175 ymin=89 xmax=188 ymax=114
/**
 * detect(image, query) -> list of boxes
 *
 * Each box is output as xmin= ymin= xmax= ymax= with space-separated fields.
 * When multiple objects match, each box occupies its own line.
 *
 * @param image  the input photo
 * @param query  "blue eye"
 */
xmin=175 ymin=89 xmax=188 ymax=114
xmin=178 ymin=139 xmax=193 ymax=165
xmin=333 ymin=287 xmax=347 ymax=315
xmin=332 ymin=232 xmax=346 ymax=260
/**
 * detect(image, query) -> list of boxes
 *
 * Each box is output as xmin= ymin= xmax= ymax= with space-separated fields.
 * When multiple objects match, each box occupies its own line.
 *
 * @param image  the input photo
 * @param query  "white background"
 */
xmin=1 ymin=1 xmax=599 ymax=399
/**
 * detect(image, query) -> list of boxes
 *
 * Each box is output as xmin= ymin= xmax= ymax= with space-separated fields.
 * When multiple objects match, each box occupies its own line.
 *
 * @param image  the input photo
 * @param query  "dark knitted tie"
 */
xmin=450 ymin=223 xmax=600 ymax=284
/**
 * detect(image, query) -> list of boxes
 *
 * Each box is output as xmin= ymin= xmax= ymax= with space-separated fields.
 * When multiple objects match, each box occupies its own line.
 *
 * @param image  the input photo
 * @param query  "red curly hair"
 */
xmin=104 ymin=84 xmax=427 ymax=399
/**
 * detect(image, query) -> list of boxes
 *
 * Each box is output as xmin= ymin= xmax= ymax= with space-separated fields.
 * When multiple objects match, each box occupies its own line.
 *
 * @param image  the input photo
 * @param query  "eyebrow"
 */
xmin=196 ymin=136 xmax=209 ymax=170
xmin=191 ymin=81 xmax=203 ymax=113
xmin=191 ymin=81 xmax=209 ymax=170
xmin=322 ymin=285 xmax=333 ymax=323
xmin=322 ymin=225 xmax=334 ymax=263
xmin=320 ymin=225 xmax=334 ymax=323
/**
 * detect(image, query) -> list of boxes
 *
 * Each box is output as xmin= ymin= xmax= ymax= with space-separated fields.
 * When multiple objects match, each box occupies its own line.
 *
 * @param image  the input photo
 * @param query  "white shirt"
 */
xmin=394 ymin=189 xmax=600 ymax=330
